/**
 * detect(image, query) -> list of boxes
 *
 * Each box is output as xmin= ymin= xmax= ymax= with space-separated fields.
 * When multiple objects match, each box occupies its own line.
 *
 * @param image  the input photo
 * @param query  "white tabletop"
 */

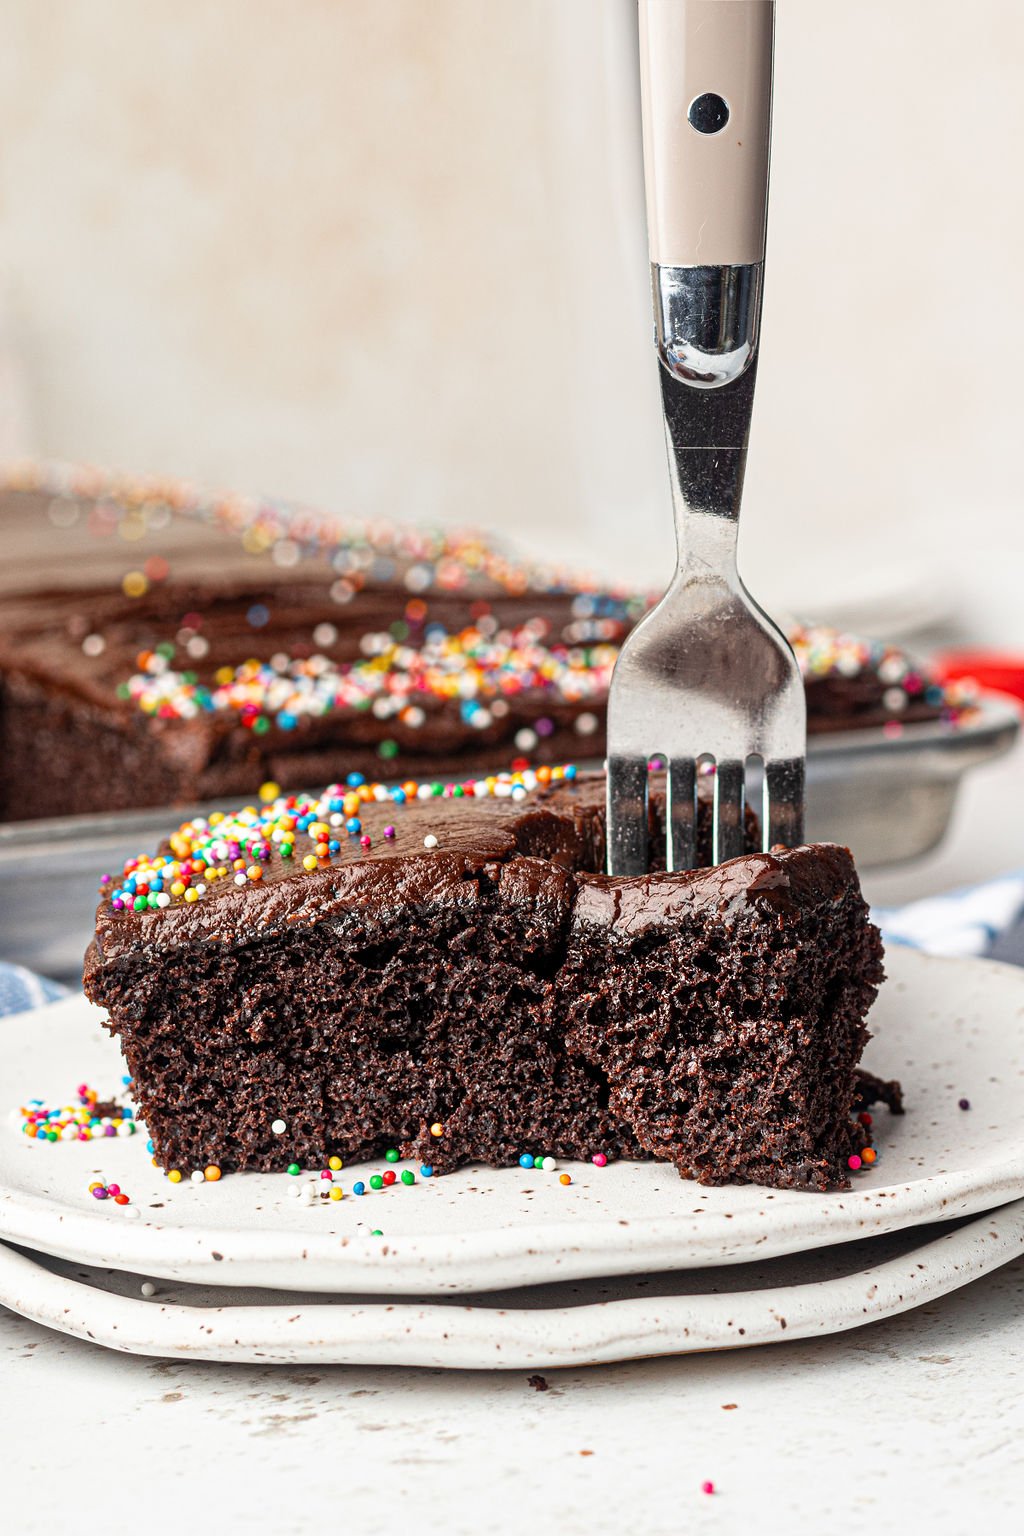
xmin=5 ymin=739 xmax=1024 ymax=1532
xmin=3 ymin=1255 xmax=1022 ymax=1534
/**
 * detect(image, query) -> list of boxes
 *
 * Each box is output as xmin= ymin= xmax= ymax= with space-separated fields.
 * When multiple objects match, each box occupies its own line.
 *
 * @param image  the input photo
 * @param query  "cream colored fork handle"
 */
xmin=639 ymin=0 xmax=774 ymax=267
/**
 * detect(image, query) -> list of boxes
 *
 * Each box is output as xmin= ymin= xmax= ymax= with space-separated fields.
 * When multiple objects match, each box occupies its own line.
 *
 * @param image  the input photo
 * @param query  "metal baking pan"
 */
xmin=1 ymin=698 xmax=1018 ymax=984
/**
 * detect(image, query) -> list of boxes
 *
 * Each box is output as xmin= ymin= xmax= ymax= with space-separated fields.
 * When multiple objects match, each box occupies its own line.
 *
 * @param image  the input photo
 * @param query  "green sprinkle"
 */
xmin=252 ymin=716 xmax=271 ymax=736
xmin=431 ymin=783 xmax=444 ymax=797
xmin=453 ymin=786 xmax=465 ymax=797
xmin=371 ymin=1229 xmax=383 ymax=1236
xmin=385 ymin=1148 xmax=399 ymax=1163
xmin=280 ymin=843 xmax=294 ymax=858
xmin=369 ymin=1174 xmax=384 ymax=1191
xmin=156 ymin=641 xmax=176 ymax=659
xmin=378 ymin=739 xmax=399 ymax=760
xmin=147 ymin=893 xmax=160 ymax=909
xmin=46 ymin=1130 xmax=58 ymax=1142
xmin=389 ymin=621 xmax=409 ymax=641
xmin=116 ymin=682 xmax=131 ymax=700
xmin=401 ymin=1169 xmax=415 ymax=1186
xmin=287 ymin=1163 xmax=301 ymax=1176
xmin=133 ymin=896 xmax=147 ymax=911
xmin=533 ymin=1155 xmax=545 ymax=1169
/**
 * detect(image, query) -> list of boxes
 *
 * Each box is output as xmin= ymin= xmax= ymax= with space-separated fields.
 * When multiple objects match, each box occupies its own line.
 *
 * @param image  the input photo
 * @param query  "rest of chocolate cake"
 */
xmin=83 ymin=769 xmax=885 ymax=1192
xmin=0 ymin=466 xmax=972 ymax=822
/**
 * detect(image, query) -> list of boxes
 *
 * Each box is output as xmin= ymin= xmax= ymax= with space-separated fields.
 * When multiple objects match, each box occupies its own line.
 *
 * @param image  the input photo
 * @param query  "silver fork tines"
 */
xmin=605 ymin=264 xmax=806 ymax=876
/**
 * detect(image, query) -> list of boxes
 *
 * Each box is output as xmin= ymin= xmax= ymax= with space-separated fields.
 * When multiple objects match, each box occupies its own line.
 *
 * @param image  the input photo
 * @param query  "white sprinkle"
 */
xmin=186 ymin=635 xmax=210 ymax=659
xmin=190 ymin=1169 xmax=206 ymax=1185
xmin=234 ymin=873 xmax=247 ymax=886
xmin=511 ymin=786 xmax=527 ymax=801
xmin=313 ymin=622 xmax=338 ymax=647
xmin=423 ymin=834 xmax=439 ymax=849
xmin=541 ymin=1156 xmax=558 ymax=1173
xmin=156 ymin=892 xmax=171 ymax=908
xmin=141 ymin=1281 xmax=156 ymax=1298
xmin=124 ymin=1206 xmax=141 ymax=1219
xmin=515 ymin=728 xmax=538 ymax=752
xmin=194 ymin=883 xmax=207 ymax=895
xmin=575 ymin=712 xmax=599 ymax=735
xmin=417 ymin=784 xmax=433 ymax=800
xmin=272 ymin=537 xmax=301 ymax=567
xmin=117 ymin=1121 xmax=135 ymax=1137
xmin=883 ymin=687 xmax=908 ymax=713
xmin=82 ymin=633 xmax=106 ymax=657
xmin=271 ymin=1119 xmax=287 ymax=1135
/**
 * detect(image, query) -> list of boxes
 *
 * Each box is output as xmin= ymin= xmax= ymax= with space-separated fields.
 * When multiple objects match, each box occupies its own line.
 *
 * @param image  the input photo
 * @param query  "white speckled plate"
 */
xmin=1 ymin=947 xmax=1023 ymax=1295
xmin=2 ymin=1203 xmax=1022 ymax=1367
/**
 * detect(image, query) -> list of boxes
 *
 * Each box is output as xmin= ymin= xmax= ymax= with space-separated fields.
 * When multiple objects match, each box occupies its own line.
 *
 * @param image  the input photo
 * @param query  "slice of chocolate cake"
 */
xmin=83 ymin=768 xmax=885 ymax=1192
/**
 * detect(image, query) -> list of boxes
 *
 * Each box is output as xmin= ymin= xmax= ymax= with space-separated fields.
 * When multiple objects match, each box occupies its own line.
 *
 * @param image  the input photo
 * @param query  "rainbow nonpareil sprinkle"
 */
xmin=103 ymin=766 xmax=579 ymax=913
xmin=119 ymin=625 xmax=618 ymax=727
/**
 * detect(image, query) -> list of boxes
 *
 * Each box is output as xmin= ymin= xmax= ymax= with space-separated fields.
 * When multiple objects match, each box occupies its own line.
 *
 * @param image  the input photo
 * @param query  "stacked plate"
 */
xmin=2 ymin=947 xmax=1024 ymax=1368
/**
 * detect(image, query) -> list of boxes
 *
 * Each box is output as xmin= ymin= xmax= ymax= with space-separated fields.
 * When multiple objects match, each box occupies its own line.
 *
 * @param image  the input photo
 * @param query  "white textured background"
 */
xmin=0 ymin=0 xmax=1021 ymax=640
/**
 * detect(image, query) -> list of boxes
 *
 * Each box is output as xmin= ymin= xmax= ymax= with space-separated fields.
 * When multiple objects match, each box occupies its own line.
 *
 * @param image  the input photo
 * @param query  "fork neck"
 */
xmin=659 ymin=359 xmax=758 ymax=582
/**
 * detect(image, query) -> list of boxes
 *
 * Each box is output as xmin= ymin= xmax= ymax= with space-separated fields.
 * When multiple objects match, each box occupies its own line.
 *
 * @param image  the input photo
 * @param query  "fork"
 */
xmin=606 ymin=0 xmax=805 ymax=876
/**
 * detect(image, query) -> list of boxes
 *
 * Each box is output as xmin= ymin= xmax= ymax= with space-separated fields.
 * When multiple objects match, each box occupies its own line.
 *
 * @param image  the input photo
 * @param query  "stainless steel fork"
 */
xmin=606 ymin=0 xmax=805 ymax=876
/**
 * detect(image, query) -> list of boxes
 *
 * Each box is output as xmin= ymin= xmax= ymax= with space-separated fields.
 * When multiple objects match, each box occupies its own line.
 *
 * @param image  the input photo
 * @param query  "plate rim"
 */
xmin=2 ymin=1199 xmax=1022 ymax=1368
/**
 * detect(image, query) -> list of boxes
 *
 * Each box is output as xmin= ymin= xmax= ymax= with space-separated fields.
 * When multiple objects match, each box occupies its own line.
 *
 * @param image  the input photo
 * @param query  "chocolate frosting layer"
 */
xmin=88 ymin=771 xmax=853 ymax=966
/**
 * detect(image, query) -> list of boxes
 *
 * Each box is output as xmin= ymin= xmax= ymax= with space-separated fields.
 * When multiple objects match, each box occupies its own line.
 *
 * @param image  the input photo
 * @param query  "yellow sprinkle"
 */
xmin=259 ymin=781 xmax=281 ymax=802
xmin=183 ymin=888 xmax=199 ymax=903
xmin=121 ymin=570 xmax=148 ymax=598
xmin=168 ymin=1169 xmax=183 ymax=1184
xmin=328 ymin=1155 xmax=343 ymax=1171
xmin=329 ymin=1187 xmax=343 ymax=1201
xmin=302 ymin=855 xmax=318 ymax=871
xmin=430 ymin=1122 xmax=444 ymax=1137
xmin=170 ymin=881 xmax=185 ymax=898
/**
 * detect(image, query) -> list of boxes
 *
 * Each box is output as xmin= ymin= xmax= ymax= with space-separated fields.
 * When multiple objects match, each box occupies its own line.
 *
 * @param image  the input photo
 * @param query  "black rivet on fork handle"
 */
xmin=687 ymin=92 xmax=730 ymax=134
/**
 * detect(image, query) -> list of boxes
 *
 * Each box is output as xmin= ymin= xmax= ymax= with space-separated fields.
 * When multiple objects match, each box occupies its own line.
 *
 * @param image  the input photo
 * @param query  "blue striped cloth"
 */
xmin=874 ymin=872 xmax=1024 ymax=961
xmin=2 ymin=873 xmax=1023 ymax=1017
xmin=0 ymin=961 xmax=69 ymax=1016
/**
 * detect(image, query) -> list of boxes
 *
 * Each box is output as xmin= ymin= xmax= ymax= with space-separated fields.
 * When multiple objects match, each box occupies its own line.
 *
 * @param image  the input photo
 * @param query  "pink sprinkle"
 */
xmin=320 ymin=1170 xmax=333 ymax=1180
xmin=591 ymin=1153 xmax=607 ymax=1167
xmin=701 ymin=1481 xmax=715 ymax=1496
xmin=360 ymin=834 xmax=372 ymax=849
xmin=106 ymin=1183 xmax=120 ymax=1196
xmin=848 ymin=1153 xmax=862 ymax=1170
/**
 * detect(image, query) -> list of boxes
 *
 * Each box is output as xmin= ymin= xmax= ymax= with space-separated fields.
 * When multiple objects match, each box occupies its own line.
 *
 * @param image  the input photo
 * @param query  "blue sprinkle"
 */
xmin=565 ymin=765 xmax=577 ymax=779
xmin=390 ymin=788 xmax=407 ymax=804
xmin=247 ymin=603 xmax=270 ymax=628
xmin=328 ymin=840 xmax=341 ymax=854
xmin=420 ymin=1164 xmax=434 ymax=1178
xmin=146 ymin=1139 xmax=155 ymax=1154
xmin=345 ymin=817 xmax=361 ymax=834
xmin=278 ymin=712 xmax=297 ymax=731
xmin=346 ymin=773 xmax=366 ymax=788
xmin=353 ymin=1181 xmax=366 ymax=1196
xmin=518 ymin=1153 xmax=534 ymax=1169
xmin=329 ymin=797 xmax=344 ymax=813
